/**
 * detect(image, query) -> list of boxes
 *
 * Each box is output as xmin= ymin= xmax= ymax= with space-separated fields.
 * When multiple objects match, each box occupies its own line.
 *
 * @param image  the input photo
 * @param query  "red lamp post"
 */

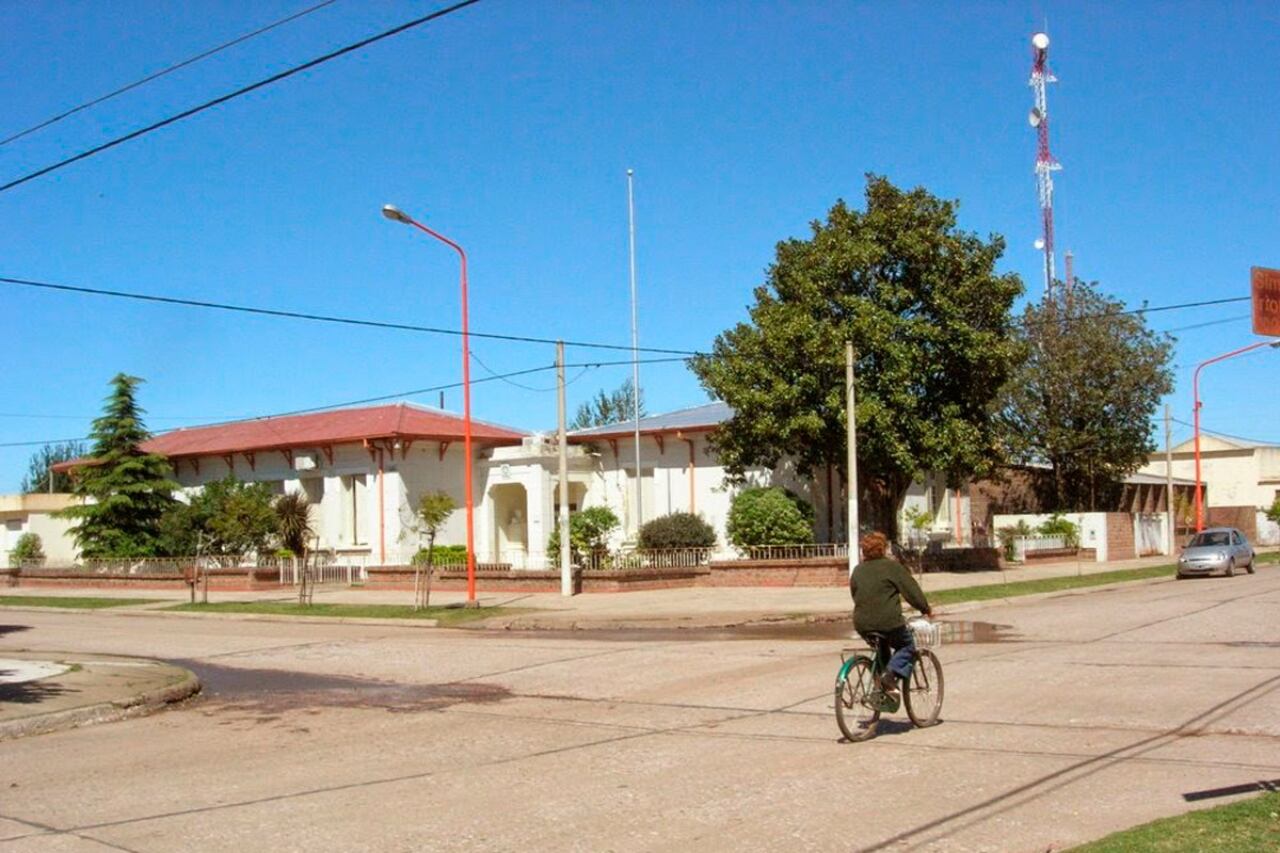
xmin=382 ymin=204 xmax=478 ymax=606
xmin=1191 ymin=339 xmax=1279 ymax=532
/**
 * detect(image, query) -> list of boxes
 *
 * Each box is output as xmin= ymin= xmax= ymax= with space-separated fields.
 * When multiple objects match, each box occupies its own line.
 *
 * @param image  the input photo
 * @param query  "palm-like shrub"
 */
xmin=275 ymin=491 xmax=313 ymax=558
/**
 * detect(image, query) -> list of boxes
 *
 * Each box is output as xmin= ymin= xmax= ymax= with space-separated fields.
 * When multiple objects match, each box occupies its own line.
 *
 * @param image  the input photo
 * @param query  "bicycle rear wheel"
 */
xmin=903 ymin=649 xmax=944 ymax=728
xmin=835 ymin=656 xmax=880 ymax=741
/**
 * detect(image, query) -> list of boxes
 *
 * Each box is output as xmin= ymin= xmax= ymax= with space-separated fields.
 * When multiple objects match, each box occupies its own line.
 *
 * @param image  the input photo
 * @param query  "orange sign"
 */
xmin=1253 ymin=267 xmax=1280 ymax=336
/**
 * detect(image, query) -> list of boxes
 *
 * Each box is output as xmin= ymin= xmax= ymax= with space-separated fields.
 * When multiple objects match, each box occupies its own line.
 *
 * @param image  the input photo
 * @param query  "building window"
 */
xmin=301 ymin=478 xmax=324 ymax=505
xmin=342 ymin=474 xmax=368 ymax=545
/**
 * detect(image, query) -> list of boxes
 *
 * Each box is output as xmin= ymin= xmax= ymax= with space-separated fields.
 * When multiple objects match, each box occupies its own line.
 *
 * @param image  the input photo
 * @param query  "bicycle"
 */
xmin=834 ymin=619 xmax=944 ymax=742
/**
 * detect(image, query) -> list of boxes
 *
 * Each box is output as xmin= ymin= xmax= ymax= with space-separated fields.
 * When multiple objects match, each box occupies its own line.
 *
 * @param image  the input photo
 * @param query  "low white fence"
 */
xmin=1012 ymin=534 xmax=1073 ymax=562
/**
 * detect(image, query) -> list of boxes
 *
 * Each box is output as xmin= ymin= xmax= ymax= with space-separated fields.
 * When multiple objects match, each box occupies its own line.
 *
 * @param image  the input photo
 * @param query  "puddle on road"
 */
xmin=484 ymin=619 xmax=1017 ymax=644
xmin=174 ymin=660 xmax=511 ymax=717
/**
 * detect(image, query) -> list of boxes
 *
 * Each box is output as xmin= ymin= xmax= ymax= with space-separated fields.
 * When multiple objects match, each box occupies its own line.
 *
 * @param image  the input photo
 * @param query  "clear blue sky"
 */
xmin=2 ymin=1 xmax=1277 ymax=489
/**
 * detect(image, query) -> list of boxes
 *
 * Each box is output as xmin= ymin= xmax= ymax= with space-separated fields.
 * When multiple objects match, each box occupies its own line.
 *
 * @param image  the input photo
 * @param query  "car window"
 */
xmin=1190 ymin=532 xmax=1229 ymax=547
xmin=1231 ymin=532 xmax=1241 ymax=545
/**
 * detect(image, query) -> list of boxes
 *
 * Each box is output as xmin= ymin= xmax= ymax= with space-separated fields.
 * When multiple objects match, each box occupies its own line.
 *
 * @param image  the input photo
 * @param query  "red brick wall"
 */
xmin=1104 ymin=513 xmax=1136 ymax=561
xmin=1206 ymin=506 xmax=1258 ymax=540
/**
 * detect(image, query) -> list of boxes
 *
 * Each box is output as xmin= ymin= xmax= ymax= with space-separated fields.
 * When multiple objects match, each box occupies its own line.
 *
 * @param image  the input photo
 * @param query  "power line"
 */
xmin=1 ymin=0 xmax=341 ymax=148
xmin=0 ymin=275 xmax=704 ymax=356
xmin=0 ymin=0 xmax=483 ymax=194
xmin=1013 ymin=295 xmax=1254 ymax=327
xmin=0 ymin=356 xmax=692 ymax=449
xmin=1170 ymin=417 xmax=1277 ymax=447
xmin=1160 ymin=314 xmax=1251 ymax=334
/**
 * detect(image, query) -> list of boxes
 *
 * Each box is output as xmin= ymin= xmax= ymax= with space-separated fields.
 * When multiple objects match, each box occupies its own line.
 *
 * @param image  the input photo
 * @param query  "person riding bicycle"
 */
xmin=849 ymin=531 xmax=932 ymax=697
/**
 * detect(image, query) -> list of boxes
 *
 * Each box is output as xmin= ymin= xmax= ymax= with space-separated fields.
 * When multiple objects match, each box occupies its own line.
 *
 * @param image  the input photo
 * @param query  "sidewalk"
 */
xmin=0 ymin=651 xmax=199 ymax=741
xmin=0 ymin=551 xmax=1195 ymax=630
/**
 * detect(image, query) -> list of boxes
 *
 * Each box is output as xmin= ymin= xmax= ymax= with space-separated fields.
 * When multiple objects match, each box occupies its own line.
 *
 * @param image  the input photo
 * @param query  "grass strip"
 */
xmin=931 ymin=564 xmax=1177 ymax=606
xmin=166 ymin=601 xmax=514 ymax=625
xmin=1069 ymin=791 xmax=1280 ymax=851
xmin=0 ymin=595 xmax=156 ymax=609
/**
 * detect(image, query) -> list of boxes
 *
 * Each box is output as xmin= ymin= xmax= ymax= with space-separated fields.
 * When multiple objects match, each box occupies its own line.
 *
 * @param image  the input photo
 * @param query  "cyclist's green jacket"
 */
xmin=849 ymin=557 xmax=930 ymax=633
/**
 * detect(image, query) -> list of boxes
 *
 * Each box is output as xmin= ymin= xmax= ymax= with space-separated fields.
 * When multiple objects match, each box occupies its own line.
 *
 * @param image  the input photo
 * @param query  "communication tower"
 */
xmin=1028 ymin=31 xmax=1061 ymax=298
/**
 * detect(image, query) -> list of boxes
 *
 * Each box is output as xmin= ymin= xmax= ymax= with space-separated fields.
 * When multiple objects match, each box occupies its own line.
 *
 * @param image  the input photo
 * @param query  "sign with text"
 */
xmin=1253 ymin=267 xmax=1280 ymax=336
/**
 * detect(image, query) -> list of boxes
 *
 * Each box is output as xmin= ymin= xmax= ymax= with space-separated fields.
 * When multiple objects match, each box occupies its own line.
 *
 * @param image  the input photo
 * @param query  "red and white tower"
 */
xmin=1028 ymin=31 xmax=1061 ymax=299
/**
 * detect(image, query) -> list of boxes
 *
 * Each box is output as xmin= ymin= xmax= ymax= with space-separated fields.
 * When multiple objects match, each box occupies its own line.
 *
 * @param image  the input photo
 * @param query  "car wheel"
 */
xmin=1175 ymin=572 xmax=1186 ymax=580
xmin=1225 ymin=558 xmax=1235 ymax=578
xmin=1246 ymin=555 xmax=1256 ymax=575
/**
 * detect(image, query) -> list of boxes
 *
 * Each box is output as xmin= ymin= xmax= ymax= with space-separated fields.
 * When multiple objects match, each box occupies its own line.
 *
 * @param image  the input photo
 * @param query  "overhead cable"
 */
xmin=0 ymin=275 xmax=704 ymax=356
xmin=0 ymin=356 xmax=692 ymax=448
xmin=0 ymin=0 xmax=341 ymax=148
xmin=0 ymin=0 xmax=483 ymax=193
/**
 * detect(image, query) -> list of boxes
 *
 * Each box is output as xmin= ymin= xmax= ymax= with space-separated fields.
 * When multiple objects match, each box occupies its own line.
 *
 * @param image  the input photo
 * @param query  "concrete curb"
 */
xmin=116 ymin=609 xmax=442 ymax=630
xmin=0 ymin=668 xmax=201 ymax=743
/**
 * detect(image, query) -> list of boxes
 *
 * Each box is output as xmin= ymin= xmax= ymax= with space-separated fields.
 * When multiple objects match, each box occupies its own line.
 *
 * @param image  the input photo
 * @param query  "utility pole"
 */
xmin=557 ymin=342 xmax=572 ymax=596
xmin=1164 ymin=403 xmax=1175 ymax=556
xmin=627 ymin=168 xmax=643 ymax=537
xmin=846 ymin=342 xmax=859 ymax=576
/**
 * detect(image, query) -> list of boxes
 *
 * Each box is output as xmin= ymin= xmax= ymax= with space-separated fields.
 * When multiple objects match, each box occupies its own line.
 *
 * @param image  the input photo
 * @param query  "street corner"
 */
xmin=0 ymin=651 xmax=200 ymax=742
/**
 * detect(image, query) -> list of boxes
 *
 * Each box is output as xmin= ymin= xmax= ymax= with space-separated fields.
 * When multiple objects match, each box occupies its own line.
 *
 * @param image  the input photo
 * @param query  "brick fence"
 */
xmin=4 ymin=548 xmax=1004 ymax=594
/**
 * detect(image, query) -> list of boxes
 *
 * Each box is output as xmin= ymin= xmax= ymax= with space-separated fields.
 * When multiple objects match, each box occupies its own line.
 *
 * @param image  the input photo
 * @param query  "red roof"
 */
xmin=146 ymin=403 xmax=526 ymax=459
xmin=55 ymin=405 xmax=526 ymax=470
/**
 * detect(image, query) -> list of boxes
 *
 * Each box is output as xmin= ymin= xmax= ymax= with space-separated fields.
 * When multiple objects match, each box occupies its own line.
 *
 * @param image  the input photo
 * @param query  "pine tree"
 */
xmin=57 ymin=374 xmax=178 ymax=558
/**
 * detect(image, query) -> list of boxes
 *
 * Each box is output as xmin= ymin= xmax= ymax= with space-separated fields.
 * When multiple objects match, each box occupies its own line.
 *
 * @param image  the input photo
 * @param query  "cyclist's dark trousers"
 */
xmin=859 ymin=625 xmax=916 ymax=680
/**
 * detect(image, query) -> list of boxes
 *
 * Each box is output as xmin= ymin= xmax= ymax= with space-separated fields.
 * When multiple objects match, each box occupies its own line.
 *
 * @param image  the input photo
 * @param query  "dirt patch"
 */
xmin=175 ymin=660 xmax=511 ymax=717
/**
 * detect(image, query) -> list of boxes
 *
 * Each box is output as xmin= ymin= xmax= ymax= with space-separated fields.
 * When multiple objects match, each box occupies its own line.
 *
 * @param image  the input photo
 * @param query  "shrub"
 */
xmin=726 ymin=487 xmax=814 ymax=549
xmin=1266 ymin=495 xmax=1280 ymax=525
xmin=1036 ymin=512 xmax=1080 ymax=548
xmin=413 ymin=545 xmax=468 ymax=566
xmin=11 ymin=532 xmax=45 ymax=566
xmin=638 ymin=512 xmax=716 ymax=549
xmin=547 ymin=506 xmax=620 ymax=562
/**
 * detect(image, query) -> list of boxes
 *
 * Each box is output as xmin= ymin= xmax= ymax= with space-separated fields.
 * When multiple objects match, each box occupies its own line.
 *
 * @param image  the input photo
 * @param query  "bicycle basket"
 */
xmin=908 ymin=618 xmax=941 ymax=649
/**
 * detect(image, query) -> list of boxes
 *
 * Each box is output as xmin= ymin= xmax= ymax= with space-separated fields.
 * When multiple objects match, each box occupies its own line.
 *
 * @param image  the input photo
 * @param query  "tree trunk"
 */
xmin=420 ymin=532 xmax=436 ymax=609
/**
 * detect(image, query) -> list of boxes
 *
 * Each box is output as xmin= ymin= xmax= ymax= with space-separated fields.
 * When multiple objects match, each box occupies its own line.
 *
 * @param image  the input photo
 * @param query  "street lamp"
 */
xmin=382 ymin=203 xmax=478 ymax=606
xmin=1191 ymin=339 xmax=1280 ymax=532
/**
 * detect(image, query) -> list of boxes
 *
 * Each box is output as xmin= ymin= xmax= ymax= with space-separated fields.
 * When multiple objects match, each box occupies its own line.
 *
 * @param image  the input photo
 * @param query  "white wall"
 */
xmin=992 ymin=512 xmax=1110 ymax=562
xmin=172 ymin=440 xmax=482 ymax=564
xmin=0 ymin=494 xmax=80 ymax=567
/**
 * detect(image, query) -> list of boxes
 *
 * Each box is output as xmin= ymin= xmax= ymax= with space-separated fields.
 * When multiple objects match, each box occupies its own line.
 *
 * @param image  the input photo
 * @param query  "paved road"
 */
xmin=1 ymin=571 xmax=1278 ymax=852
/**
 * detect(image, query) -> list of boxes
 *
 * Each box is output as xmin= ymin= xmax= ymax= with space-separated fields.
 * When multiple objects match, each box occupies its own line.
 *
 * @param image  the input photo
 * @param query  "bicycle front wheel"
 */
xmin=835 ymin=656 xmax=880 ymax=742
xmin=904 ymin=649 xmax=944 ymax=728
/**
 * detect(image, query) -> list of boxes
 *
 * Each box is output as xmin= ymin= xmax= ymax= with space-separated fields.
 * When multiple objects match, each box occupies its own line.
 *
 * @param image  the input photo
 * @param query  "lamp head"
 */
xmin=1031 ymin=32 xmax=1050 ymax=50
xmin=1034 ymin=238 xmax=1046 ymax=251
xmin=381 ymin=204 xmax=413 ymax=225
xmin=1028 ymin=107 xmax=1043 ymax=128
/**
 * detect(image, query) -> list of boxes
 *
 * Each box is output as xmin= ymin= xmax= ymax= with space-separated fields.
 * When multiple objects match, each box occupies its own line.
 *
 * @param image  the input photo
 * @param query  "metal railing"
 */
xmin=580 ymin=547 xmax=714 ymax=572
xmin=27 ymin=556 xmax=253 ymax=575
xmin=742 ymin=543 xmax=849 ymax=561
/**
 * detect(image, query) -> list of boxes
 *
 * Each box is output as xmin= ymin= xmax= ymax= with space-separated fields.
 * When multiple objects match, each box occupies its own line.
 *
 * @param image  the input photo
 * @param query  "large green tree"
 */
xmin=158 ymin=475 xmax=278 ymax=556
xmin=57 ymin=374 xmax=177 ymax=558
xmin=998 ymin=281 xmax=1174 ymax=511
xmin=19 ymin=440 xmax=86 ymax=493
xmin=571 ymin=379 xmax=645 ymax=430
xmin=692 ymin=176 xmax=1024 ymax=538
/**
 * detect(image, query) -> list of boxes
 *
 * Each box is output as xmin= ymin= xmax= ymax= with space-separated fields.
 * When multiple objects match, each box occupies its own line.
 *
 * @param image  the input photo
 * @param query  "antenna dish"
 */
xmin=1031 ymin=32 xmax=1050 ymax=50
xmin=1028 ymin=108 xmax=1043 ymax=128
xmin=1034 ymin=238 xmax=1046 ymax=251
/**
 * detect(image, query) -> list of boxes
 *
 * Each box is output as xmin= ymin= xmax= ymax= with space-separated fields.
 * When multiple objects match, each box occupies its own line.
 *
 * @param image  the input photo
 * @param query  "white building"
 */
xmin=50 ymin=400 xmax=979 ymax=566
xmin=1139 ymin=434 xmax=1280 ymax=544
